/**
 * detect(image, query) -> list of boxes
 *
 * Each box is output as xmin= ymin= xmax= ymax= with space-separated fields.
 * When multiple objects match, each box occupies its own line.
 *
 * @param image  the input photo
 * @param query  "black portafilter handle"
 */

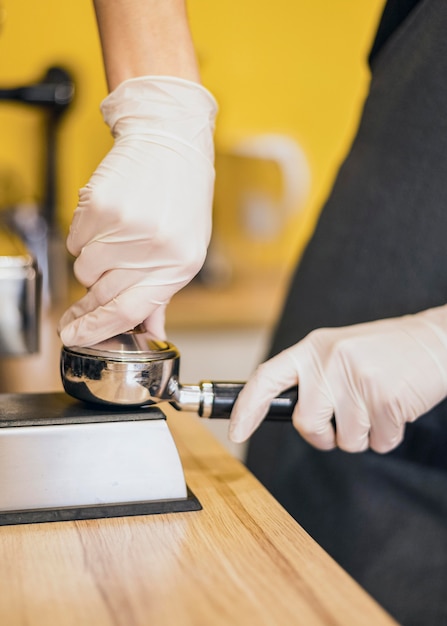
xmin=200 ymin=382 xmax=298 ymax=420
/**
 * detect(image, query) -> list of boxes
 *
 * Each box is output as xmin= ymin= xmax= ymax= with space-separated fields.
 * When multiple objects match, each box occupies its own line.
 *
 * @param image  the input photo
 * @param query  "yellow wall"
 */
xmin=189 ymin=0 xmax=386 ymax=267
xmin=0 ymin=0 xmax=385 ymax=255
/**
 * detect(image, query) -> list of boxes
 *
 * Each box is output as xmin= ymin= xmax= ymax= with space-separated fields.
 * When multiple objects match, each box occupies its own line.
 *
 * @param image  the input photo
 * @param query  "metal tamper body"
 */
xmin=60 ymin=328 xmax=298 ymax=420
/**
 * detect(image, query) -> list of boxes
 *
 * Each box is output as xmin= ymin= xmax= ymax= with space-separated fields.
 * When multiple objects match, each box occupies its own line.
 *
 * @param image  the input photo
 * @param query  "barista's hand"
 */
xmin=59 ymin=76 xmax=217 ymax=347
xmin=229 ymin=305 xmax=447 ymax=453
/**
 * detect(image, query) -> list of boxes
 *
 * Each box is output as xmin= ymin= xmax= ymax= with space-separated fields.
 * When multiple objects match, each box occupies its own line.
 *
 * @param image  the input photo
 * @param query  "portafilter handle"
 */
xmin=174 ymin=381 xmax=298 ymax=420
xmin=60 ymin=331 xmax=299 ymax=419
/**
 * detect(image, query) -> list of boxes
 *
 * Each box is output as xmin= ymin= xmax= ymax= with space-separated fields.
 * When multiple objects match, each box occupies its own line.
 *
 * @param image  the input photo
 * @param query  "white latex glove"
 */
xmin=59 ymin=76 xmax=217 ymax=347
xmin=229 ymin=305 xmax=447 ymax=453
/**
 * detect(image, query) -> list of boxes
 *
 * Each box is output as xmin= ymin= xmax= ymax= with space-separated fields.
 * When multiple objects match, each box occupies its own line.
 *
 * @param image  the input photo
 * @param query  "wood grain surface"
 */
xmin=0 ymin=404 xmax=397 ymax=626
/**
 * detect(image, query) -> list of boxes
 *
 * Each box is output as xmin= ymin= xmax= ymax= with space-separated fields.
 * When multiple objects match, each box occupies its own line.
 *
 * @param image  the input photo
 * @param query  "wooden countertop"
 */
xmin=0 ymin=405 xmax=396 ymax=626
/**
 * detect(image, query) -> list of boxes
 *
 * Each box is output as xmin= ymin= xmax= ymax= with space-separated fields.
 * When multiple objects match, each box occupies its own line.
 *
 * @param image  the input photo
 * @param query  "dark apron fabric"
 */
xmin=369 ymin=0 xmax=422 ymax=66
xmin=247 ymin=1 xmax=447 ymax=624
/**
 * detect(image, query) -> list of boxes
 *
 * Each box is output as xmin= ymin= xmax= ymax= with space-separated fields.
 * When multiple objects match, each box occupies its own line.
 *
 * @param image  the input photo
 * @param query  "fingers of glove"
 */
xmin=66 ymin=148 xmax=153 ymax=259
xmin=328 ymin=322 xmax=447 ymax=453
xmin=369 ymin=419 xmax=406 ymax=454
xmin=290 ymin=376 xmax=337 ymax=451
xmin=67 ymin=130 xmax=214 ymax=244
xmin=58 ymin=266 xmax=184 ymax=347
xmin=59 ymin=267 xmax=163 ymax=327
xmin=290 ymin=329 xmax=383 ymax=451
xmin=228 ymin=379 xmax=278 ymax=444
xmin=328 ymin=385 xmax=370 ymax=453
xmin=142 ymin=305 xmax=167 ymax=341
xmin=229 ymin=350 xmax=300 ymax=443
xmin=291 ymin=402 xmax=337 ymax=451
xmin=309 ymin=334 xmax=375 ymax=452
xmin=59 ymin=283 xmax=173 ymax=347
xmin=72 ymin=231 xmax=208 ymax=290
xmin=324 ymin=328 xmax=428 ymax=453
xmin=263 ymin=335 xmax=336 ymax=451
xmin=365 ymin=375 xmax=420 ymax=453
xmin=58 ymin=295 xmax=91 ymax=335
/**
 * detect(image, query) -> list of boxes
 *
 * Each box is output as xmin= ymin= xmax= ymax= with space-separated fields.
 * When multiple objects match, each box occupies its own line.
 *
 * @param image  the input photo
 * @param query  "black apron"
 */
xmin=247 ymin=1 xmax=447 ymax=624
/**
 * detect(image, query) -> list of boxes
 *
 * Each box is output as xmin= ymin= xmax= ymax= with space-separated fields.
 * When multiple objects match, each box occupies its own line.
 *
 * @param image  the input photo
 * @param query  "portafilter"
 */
xmin=60 ymin=328 xmax=297 ymax=420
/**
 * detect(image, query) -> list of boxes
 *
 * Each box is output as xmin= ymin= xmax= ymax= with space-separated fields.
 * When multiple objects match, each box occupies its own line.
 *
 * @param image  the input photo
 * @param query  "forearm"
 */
xmin=92 ymin=0 xmax=200 ymax=91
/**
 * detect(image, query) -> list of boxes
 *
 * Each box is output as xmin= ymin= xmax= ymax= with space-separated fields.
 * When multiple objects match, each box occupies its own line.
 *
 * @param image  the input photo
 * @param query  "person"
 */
xmin=229 ymin=1 xmax=447 ymax=625
xmin=58 ymin=0 xmax=217 ymax=348
xmin=60 ymin=0 xmax=446 ymax=624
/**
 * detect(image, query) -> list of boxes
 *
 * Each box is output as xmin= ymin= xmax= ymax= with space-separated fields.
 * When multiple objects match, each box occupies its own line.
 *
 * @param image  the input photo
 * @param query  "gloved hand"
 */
xmin=229 ymin=305 xmax=447 ymax=453
xmin=59 ymin=76 xmax=217 ymax=347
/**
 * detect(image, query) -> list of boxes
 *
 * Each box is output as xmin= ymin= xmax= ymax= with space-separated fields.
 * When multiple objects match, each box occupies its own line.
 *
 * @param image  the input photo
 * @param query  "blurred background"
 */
xmin=0 ymin=0 xmax=385 ymax=457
